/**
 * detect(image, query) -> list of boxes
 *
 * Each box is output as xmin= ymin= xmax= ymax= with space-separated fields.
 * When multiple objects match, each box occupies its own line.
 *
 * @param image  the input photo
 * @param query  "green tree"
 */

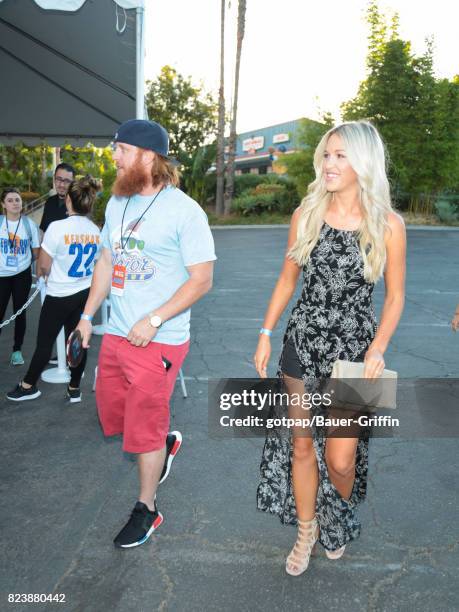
xmin=145 ymin=66 xmax=218 ymax=193
xmin=0 ymin=142 xmax=116 ymax=200
xmin=0 ymin=143 xmax=53 ymax=194
xmin=281 ymin=114 xmax=334 ymax=198
xmin=60 ymin=144 xmax=114 ymax=178
xmin=187 ymin=143 xmax=217 ymax=205
xmin=430 ymin=76 xmax=459 ymax=194
xmin=342 ymin=1 xmax=459 ymax=211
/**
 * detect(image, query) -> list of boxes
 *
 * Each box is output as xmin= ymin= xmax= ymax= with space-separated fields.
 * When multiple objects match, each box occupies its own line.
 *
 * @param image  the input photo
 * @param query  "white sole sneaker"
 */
xmin=67 ymin=391 xmax=82 ymax=403
xmin=7 ymin=390 xmax=41 ymax=401
xmin=116 ymin=512 xmax=164 ymax=548
xmin=159 ymin=430 xmax=182 ymax=484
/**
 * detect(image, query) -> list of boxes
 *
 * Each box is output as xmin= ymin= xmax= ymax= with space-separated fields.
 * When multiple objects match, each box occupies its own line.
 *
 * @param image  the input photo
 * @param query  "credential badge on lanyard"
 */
xmin=111 ymin=263 xmax=126 ymax=296
xmin=6 ymin=255 xmax=18 ymax=269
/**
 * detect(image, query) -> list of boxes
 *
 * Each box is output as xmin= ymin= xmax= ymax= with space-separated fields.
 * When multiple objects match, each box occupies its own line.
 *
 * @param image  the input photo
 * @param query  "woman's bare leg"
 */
xmin=325 ymin=437 xmax=359 ymax=500
xmin=283 ymin=374 xmax=320 ymax=574
xmin=283 ymin=374 xmax=319 ymax=517
xmin=292 ymin=436 xmax=319 ymax=519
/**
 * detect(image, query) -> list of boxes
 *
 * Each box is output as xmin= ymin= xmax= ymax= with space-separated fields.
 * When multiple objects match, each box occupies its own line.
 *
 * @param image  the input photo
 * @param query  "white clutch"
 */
xmin=331 ymin=359 xmax=397 ymax=381
xmin=328 ymin=359 xmax=398 ymax=410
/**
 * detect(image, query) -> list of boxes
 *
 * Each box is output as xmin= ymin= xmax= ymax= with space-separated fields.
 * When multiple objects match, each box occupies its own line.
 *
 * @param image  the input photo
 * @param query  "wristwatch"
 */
xmin=149 ymin=314 xmax=162 ymax=328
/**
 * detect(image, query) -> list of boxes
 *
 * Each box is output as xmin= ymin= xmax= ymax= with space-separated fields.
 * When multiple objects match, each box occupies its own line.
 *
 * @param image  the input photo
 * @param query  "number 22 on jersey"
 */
xmin=67 ymin=243 xmax=97 ymax=278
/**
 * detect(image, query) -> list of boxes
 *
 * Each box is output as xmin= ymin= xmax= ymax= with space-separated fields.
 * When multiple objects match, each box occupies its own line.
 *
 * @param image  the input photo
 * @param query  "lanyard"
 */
xmin=120 ymin=188 xmax=164 ymax=253
xmin=5 ymin=216 xmax=21 ymax=252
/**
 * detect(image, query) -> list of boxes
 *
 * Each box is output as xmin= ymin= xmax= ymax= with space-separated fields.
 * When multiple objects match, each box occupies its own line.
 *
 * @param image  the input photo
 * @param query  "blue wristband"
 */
xmin=259 ymin=328 xmax=272 ymax=337
xmin=80 ymin=313 xmax=93 ymax=322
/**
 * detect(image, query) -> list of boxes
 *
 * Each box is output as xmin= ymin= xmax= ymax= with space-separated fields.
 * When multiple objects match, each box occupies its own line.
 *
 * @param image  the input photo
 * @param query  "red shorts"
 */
xmin=95 ymin=334 xmax=189 ymax=453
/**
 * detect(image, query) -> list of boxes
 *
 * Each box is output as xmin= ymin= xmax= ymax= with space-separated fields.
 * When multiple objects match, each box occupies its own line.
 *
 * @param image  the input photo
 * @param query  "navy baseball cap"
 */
xmin=113 ymin=119 xmax=169 ymax=157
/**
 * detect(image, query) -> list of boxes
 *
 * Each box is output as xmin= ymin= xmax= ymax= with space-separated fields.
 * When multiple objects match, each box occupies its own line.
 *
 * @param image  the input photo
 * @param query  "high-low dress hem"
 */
xmin=256 ymin=223 xmax=378 ymax=551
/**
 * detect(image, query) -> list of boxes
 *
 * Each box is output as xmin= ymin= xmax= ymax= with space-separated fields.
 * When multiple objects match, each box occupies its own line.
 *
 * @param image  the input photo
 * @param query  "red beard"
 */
xmin=112 ymin=158 xmax=150 ymax=197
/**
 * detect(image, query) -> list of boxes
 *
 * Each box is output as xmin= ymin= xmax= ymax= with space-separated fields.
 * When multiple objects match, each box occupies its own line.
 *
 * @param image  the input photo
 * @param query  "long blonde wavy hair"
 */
xmin=289 ymin=121 xmax=393 ymax=283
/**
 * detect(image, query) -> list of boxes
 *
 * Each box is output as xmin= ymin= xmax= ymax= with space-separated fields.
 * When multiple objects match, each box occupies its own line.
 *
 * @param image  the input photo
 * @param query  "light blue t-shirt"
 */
xmin=101 ymin=186 xmax=216 ymax=345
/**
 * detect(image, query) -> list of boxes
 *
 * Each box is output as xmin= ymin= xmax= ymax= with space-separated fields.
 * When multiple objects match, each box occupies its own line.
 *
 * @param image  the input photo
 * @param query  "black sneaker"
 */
xmin=6 ymin=383 xmax=41 ymax=402
xmin=67 ymin=386 xmax=81 ymax=403
xmin=159 ymin=431 xmax=183 ymax=484
xmin=49 ymin=355 xmax=58 ymax=365
xmin=114 ymin=501 xmax=163 ymax=548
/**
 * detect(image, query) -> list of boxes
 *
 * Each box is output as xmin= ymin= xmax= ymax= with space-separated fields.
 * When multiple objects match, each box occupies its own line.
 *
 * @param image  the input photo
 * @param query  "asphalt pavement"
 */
xmin=1 ymin=226 xmax=458 ymax=612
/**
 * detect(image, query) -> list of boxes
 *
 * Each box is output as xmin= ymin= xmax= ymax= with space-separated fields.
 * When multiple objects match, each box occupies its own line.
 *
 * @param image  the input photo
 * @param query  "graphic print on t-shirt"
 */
xmin=41 ymin=216 xmax=101 ymax=297
xmin=64 ymin=232 xmax=100 ymax=278
xmin=101 ymin=188 xmax=216 ymax=343
xmin=0 ymin=216 xmax=39 ymax=277
xmin=0 ymin=232 xmax=29 ymax=256
xmin=111 ymin=218 xmax=156 ymax=281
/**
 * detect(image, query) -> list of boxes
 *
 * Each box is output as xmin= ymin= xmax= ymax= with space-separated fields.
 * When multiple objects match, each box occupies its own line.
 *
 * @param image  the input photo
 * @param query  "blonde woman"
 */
xmin=254 ymin=121 xmax=406 ymax=576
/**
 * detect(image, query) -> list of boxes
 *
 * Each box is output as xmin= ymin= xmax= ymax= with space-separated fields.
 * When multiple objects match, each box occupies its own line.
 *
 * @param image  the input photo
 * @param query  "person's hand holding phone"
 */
xmin=67 ymin=329 xmax=84 ymax=367
xmin=76 ymin=318 xmax=92 ymax=349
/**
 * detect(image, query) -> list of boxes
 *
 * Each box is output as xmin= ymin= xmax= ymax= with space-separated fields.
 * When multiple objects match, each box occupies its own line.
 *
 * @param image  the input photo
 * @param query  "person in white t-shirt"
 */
xmin=0 ymin=188 xmax=40 ymax=365
xmin=7 ymin=176 xmax=102 ymax=403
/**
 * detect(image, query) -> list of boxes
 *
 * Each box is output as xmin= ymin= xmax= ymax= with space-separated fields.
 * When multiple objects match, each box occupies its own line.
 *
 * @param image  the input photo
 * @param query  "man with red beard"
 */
xmin=76 ymin=119 xmax=216 ymax=548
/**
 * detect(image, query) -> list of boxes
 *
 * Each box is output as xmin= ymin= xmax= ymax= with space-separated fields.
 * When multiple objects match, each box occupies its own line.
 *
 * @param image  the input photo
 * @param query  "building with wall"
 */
xmin=233 ymin=117 xmax=318 ymax=175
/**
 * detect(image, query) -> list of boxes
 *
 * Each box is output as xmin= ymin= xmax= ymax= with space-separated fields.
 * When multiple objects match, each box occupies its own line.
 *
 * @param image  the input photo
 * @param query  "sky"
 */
xmin=144 ymin=0 xmax=459 ymax=133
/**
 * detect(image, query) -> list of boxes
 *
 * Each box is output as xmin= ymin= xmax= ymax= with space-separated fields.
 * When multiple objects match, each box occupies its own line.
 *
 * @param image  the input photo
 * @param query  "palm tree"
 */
xmin=224 ymin=0 xmax=246 ymax=216
xmin=215 ymin=0 xmax=226 ymax=216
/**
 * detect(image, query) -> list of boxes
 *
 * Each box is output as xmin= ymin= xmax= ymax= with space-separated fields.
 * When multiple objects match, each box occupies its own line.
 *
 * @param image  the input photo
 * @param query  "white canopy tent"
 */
xmin=0 ymin=0 xmax=146 ymax=384
xmin=0 ymin=0 xmax=145 ymax=146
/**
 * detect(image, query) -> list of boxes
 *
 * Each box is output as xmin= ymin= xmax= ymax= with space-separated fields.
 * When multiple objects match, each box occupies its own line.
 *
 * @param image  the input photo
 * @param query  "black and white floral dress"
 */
xmin=256 ymin=222 xmax=378 ymax=551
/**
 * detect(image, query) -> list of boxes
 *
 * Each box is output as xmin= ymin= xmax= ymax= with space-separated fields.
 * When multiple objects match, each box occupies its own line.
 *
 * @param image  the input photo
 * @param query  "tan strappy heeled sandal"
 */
xmin=285 ymin=516 xmax=319 ymax=576
xmin=325 ymin=545 xmax=346 ymax=559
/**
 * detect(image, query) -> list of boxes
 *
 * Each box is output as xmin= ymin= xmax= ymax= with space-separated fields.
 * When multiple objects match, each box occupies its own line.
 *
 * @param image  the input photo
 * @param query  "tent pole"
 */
xmin=136 ymin=6 xmax=145 ymax=119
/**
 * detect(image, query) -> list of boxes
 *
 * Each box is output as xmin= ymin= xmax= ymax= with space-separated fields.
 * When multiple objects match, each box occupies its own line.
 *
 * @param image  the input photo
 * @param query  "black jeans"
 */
xmin=0 ymin=267 xmax=32 ymax=352
xmin=24 ymin=287 xmax=89 ymax=388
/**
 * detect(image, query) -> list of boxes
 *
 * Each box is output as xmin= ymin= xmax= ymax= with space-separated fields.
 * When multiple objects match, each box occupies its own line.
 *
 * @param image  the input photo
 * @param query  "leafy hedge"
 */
xmin=233 ymin=174 xmax=271 ymax=197
xmin=434 ymin=197 xmax=459 ymax=223
xmin=231 ymin=175 xmax=299 ymax=216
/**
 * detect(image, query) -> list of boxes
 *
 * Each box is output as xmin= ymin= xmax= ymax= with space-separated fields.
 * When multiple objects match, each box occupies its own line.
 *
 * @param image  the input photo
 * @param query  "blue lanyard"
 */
xmin=5 ymin=216 xmax=21 ymax=252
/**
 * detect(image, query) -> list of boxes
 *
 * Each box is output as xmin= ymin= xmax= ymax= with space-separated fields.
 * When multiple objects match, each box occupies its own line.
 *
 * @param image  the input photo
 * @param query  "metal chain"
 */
xmin=0 ymin=285 xmax=41 ymax=329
